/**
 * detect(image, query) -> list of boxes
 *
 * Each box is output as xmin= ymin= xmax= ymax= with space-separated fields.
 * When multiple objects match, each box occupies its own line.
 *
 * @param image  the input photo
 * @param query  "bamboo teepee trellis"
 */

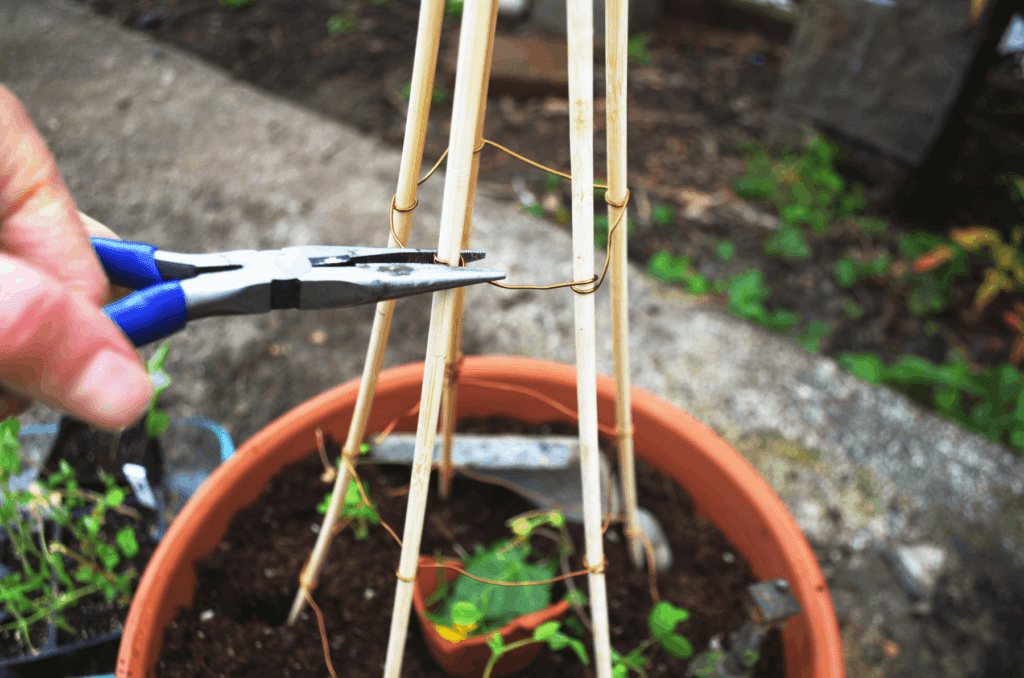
xmin=289 ymin=0 xmax=639 ymax=673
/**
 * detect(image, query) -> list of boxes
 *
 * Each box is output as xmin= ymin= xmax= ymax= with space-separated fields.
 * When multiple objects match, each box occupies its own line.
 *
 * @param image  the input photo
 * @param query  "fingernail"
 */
xmin=71 ymin=350 xmax=153 ymax=429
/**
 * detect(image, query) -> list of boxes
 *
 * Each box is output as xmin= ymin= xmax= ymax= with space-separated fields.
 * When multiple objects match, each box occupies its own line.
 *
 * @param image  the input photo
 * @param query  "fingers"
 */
xmin=0 ymin=254 xmax=153 ymax=430
xmin=78 ymin=211 xmax=121 ymax=240
xmin=0 ymin=86 xmax=110 ymax=307
xmin=78 ymin=211 xmax=133 ymax=302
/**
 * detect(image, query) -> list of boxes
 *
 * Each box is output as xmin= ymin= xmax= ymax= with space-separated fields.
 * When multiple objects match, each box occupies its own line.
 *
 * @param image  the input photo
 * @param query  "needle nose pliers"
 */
xmin=91 ymin=237 xmax=505 ymax=347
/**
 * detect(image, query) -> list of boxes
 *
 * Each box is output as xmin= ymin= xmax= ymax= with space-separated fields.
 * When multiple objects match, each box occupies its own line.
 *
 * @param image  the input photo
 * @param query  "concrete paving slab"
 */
xmin=2 ymin=1 xmax=1023 ymax=675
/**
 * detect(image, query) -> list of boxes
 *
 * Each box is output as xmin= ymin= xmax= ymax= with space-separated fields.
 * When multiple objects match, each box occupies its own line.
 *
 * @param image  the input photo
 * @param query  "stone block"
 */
xmin=767 ymin=0 xmax=986 ymax=167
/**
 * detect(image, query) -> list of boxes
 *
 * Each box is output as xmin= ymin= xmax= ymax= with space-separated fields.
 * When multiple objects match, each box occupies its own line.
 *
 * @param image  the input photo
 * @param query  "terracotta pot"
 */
xmin=118 ymin=356 xmax=843 ymax=678
xmin=412 ymin=555 xmax=572 ymax=677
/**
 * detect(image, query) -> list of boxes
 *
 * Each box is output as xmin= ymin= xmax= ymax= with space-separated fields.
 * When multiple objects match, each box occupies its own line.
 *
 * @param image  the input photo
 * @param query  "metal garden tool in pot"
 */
xmin=365 ymin=432 xmax=673 ymax=572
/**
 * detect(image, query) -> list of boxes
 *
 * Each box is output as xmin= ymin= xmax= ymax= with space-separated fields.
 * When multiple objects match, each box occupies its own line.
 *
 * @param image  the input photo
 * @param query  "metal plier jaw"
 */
xmin=93 ymin=238 xmax=503 ymax=346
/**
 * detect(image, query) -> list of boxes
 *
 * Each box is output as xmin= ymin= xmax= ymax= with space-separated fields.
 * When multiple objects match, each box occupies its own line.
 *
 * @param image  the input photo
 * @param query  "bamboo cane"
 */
xmin=566 ymin=0 xmax=612 ymax=672
xmin=382 ymin=0 xmax=498 ymax=673
xmin=286 ymin=0 xmax=447 ymax=625
xmin=606 ymin=0 xmax=641 ymax=568
xmin=438 ymin=0 xmax=500 ymax=500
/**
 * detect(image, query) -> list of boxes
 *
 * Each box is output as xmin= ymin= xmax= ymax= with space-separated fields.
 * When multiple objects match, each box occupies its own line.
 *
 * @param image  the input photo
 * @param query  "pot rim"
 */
xmin=119 ymin=356 xmax=842 ymax=678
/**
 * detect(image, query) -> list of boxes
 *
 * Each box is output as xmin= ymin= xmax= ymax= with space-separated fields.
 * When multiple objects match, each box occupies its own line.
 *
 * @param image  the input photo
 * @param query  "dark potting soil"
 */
xmin=45 ymin=416 xmax=164 ymax=490
xmin=157 ymin=419 xmax=783 ymax=678
xmin=0 ymin=503 xmax=161 ymax=677
xmin=0 ymin=419 xmax=162 ymax=677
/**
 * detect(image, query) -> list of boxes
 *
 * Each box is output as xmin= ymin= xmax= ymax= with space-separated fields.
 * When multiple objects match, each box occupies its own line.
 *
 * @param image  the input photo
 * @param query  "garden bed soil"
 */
xmin=156 ymin=419 xmax=783 ymax=678
xmin=75 ymin=0 xmax=1024 ymax=386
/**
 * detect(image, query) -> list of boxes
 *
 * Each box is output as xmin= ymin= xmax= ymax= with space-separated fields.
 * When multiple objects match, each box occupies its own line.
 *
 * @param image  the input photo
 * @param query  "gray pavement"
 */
xmin=2 ymin=1 xmax=1023 ymax=675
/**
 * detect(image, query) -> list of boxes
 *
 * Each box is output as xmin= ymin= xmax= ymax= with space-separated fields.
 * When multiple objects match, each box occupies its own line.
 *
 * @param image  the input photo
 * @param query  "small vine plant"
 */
xmin=422 ymin=507 xmax=695 ymax=678
xmin=427 ymin=510 xmax=570 ymax=642
xmin=0 ymin=417 xmax=140 ymax=654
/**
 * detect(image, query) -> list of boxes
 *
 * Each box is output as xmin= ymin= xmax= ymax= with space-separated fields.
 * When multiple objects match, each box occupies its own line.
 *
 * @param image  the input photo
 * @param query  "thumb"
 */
xmin=0 ymin=254 xmax=153 ymax=430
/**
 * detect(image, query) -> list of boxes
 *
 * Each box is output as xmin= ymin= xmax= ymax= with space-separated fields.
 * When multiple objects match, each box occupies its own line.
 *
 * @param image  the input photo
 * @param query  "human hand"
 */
xmin=0 ymin=86 xmax=153 ymax=429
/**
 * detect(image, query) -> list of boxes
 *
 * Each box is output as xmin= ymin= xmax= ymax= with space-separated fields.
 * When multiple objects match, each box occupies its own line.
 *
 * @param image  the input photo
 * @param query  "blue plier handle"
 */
xmin=93 ymin=238 xmax=504 ymax=347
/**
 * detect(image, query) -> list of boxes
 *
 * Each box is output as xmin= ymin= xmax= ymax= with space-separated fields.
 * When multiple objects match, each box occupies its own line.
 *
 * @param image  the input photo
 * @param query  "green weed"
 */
xmin=543 ymin=173 xmax=563 ymax=195
xmin=734 ymin=136 xmax=868 ymax=259
xmin=327 ymin=13 xmax=358 ymax=35
xmin=628 ymin=33 xmax=653 ymax=67
xmin=652 ymin=204 xmax=676 ymax=227
xmin=896 ymin=231 xmax=969 ymax=316
xmin=762 ymin=223 xmax=810 ymax=260
xmin=726 ymin=269 xmax=801 ymax=333
xmin=715 ymin=240 xmax=736 ymax=261
xmin=833 ymin=253 xmax=889 ymax=288
xmin=796 ymin=321 xmax=831 ymax=353
xmin=647 ymin=251 xmax=709 ymax=295
xmin=837 ymin=353 xmax=1024 ymax=456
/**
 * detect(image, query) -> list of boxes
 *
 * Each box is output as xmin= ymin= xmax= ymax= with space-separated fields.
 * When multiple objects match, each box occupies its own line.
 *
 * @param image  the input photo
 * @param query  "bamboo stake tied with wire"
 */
xmin=605 ymin=0 xmax=643 ymax=569
xmin=566 ymin=0 xmax=612 ymax=672
xmin=286 ymin=0 xmax=447 ymax=626
xmin=382 ymin=0 xmax=499 ymax=673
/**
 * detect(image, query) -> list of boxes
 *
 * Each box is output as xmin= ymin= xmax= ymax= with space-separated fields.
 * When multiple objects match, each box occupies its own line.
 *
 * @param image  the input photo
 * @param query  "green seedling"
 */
xmin=841 ymin=299 xmax=865 ymax=320
xmin=444 ymin=0 xmax=463 ymax=16
xmin=610 ymin=600 xmax=694 ymax=677
xmin=851 ymin=215 xmax=888 ymax=239
xmin=482 ymin=621 xmax=589 ymax=678
xmin=647 ymin=251 xmax=709 ymax=295
xmin=762 ymin=223 xmax=810 ymax=260
xmin=896 ymin=231 xmax=969 ymax=317
xmin=144 ymin=340 xmax=172 ymax=439
xmin=796 ymin=321 xmax=831 ymax=354
xmin=715 ymin=240 xmax=736 ymax=261
xmin=316 ymin=474 xmax=379 ymax=540
xmin=0 ymin=418 xmax=140 ymax=654
xmin=628 ymin=33 xmax=654 ymax=66
xmin=523 ymin=203 xmax=545 ymax=219
xmin=652 ymin=204 xmax=677 ymax=227
xmin=726 ymin=270 xmax=800 ymax=333
xmin=220 ymin=0 xmax=257 ymax=7
xmin=833 ymin=253 xmax=890 ymax=288
xmin=327 ymin=13 xmax=358 ymax=35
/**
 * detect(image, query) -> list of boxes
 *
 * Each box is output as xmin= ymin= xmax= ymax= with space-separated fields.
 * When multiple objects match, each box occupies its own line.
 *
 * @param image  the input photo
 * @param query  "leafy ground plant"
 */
xmin=0 ymin=418 xmax=140 ymax=655
xmin=327 ymin=12 xmax=358 ymax=35
xmin=734 ymin=135 xmax=868 ymax=260
xmin=837 ymin=352 xmax=1024 ymax=455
